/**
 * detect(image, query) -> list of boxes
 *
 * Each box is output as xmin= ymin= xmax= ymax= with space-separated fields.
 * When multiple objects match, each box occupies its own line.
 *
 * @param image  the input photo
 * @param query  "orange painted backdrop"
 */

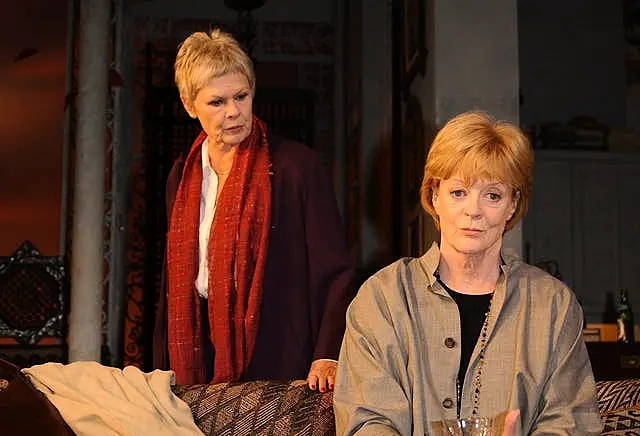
xmin=0 ymin=0 xmax=67 ymax=256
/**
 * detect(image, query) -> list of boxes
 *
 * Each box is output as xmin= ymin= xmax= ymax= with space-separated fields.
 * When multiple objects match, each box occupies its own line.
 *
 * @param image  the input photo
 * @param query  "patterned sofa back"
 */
xmin=174 ymin=379 xmax=640 ymax=435
xmin=173 ymin=379 xmax=335 ymax=436
xmin=596 ymin=379 xmax=640 ymax=434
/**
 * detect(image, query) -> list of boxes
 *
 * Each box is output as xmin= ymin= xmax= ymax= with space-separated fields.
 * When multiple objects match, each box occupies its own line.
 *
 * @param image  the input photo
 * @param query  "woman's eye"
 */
xmin=451 ymin=190 xmax=465 ymax=198
xmin=235 ymin=93 xmax=248 ymax=101
xmin=487 ymin=192 xmax=501 ymax=201
xmin=209 ymin=99 xmax=224 ymax=107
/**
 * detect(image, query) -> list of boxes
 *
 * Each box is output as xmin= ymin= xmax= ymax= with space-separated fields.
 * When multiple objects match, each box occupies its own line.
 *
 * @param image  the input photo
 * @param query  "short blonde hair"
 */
xmin=420 ymin=111 xmax=533 ymax=231
xmin=174 ymin=28 xmax=255 ymax=107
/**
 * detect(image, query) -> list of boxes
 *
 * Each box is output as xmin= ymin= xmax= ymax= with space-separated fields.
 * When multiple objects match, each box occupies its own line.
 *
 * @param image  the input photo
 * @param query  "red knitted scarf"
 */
xmin=166 ymin=116 xmax=271 ymax=385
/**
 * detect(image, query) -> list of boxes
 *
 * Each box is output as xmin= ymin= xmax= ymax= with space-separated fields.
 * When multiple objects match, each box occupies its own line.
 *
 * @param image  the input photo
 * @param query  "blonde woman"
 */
xmin=153 ymin=29 xmax=354 ymax=392
xmin=334 ymin=112 xmax=601 ymax=435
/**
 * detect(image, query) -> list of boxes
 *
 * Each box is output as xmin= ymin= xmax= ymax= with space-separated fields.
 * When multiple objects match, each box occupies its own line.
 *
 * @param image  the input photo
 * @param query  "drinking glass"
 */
xmin=443 ymin=417 xmax=494 ymax=436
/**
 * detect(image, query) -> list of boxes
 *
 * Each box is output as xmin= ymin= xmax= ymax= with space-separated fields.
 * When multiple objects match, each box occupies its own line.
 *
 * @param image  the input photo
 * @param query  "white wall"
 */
xmin=132 ymin=0 xmax=332 ymax=22
xmin=428 ymin=0 xmax=522 ymax=256
xmin=518 ymin=0 xmax=625 ymax=127
xmin=432 ymin=0 xmax=519 ymax=127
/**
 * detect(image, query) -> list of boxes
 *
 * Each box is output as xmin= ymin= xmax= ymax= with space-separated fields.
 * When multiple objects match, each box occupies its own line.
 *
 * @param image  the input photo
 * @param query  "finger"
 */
xmin=502 ymin=409 xmax=520 ymax=436
xmin=307 ymin=374 xmax=318 ymax=390
xmin=328 ymin=374 xmax=335 ymax=391
xmin=318 ymin=374 xmax=328 ymax=393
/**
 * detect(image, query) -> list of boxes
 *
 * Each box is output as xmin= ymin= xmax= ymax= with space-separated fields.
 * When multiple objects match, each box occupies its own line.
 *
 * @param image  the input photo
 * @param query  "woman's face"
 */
xmin=433 ymin=176 xmax=517 ymax=256
xmin=182 ymin=71 xmax=253 ymax=147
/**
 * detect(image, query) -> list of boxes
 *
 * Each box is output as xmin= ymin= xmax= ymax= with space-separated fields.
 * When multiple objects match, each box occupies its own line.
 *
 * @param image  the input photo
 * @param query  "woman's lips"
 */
xmin=461 ymin=228 xmax=483 ymax=236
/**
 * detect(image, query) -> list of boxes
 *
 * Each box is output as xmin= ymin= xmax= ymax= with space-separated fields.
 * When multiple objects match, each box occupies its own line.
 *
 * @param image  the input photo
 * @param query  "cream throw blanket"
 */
xmin=22 ymin=361 xmax=204 ymax=436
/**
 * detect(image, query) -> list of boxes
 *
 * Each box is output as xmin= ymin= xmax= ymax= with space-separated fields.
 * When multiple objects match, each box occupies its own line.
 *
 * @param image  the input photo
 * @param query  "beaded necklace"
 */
xmin=455 ymin=293 xmax=494 ymax=418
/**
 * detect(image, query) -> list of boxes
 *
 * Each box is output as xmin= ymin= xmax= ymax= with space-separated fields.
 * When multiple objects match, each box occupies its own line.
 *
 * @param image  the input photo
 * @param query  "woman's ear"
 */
xmin=180 ymin=95 xmax=197 ymax=119
xmin=431 ymin=187 xmax=440 ymax=214
xmin=507 ymin=191 xmax=519 ymax=221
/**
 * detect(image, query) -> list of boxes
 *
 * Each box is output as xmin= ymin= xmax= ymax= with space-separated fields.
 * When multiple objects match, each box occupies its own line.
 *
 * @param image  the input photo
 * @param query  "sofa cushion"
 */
xmin=597 ymin=379 xmax=640 ymax=415
xmin=173 ymin=380 xmax=335 ymax=436
xmin=601 ymin=407 xmax=640 ymax=434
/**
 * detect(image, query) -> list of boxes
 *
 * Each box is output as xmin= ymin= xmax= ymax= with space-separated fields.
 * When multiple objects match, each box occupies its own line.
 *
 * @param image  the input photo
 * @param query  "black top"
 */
xmin=438 ymin=279 xmax=493 ymax=391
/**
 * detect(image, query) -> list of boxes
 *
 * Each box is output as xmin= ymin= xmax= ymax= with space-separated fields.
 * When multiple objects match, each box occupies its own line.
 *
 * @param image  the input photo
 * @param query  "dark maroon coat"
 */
xmin=153 ymin=134 xmax=355 ymax=382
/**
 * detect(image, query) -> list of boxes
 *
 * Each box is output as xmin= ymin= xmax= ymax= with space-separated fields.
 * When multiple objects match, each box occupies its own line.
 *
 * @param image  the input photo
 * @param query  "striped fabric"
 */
xmin=173 ymin=380 xmax=335 ymax=436
xmin=597 ymin=379 xmax=640 ymax=415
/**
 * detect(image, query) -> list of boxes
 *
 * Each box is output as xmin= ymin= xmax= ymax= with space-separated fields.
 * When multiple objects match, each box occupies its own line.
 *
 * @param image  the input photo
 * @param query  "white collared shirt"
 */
xmin=195 ymin=138 xmax=218 ymax=298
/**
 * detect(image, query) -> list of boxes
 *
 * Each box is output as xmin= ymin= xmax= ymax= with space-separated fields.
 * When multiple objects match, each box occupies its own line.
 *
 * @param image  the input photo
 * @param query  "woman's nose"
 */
xmin=226 ymin=101 xmax=240 ymax=117
xmin=463 ymin=195 xmax=481 ymax=217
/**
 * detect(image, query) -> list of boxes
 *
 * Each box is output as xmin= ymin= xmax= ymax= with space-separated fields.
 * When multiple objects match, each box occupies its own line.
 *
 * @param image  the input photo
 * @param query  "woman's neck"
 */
xmin=207 ymin=139 xmax=236 ymax=175
xmin=437 ymin=243 xmax=502 ymax=295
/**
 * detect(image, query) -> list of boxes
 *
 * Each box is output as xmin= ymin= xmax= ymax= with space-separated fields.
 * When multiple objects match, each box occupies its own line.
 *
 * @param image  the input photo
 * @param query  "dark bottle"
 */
xmin=617 ymin=288 xmax=635 ymax=343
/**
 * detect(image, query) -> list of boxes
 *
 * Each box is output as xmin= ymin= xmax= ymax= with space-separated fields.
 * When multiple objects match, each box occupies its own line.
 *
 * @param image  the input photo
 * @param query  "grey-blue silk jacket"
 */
xmin=334 ymin=243 xmax=602 ymax=435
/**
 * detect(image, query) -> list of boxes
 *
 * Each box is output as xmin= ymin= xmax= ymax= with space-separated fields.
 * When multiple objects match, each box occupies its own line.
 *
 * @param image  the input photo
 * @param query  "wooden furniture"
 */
xmin=587 ymin=341 xmax=640 ymax=381
xmin=523 ymin=150 xmax=640 ymax=323
xmin=0 ymin=241 xmax=68 ymax=368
